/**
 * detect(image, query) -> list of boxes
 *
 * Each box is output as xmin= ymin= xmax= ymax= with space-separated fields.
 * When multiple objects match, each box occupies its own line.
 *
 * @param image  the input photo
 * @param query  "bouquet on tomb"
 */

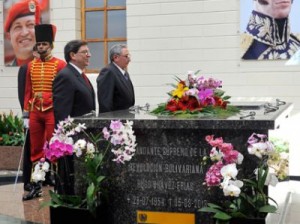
xmin=199 ymin=133 xmax=288 ymax=223
xmin=151 ymin=70 xmax=239 ymax=117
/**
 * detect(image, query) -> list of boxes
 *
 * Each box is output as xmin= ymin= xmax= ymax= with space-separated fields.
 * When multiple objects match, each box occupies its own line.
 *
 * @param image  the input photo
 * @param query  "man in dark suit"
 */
xmin=53 ymin=39 xmax=95 ymax=194
xmin=97 ymin=44 xmax=135 ymax=113
xmin=53 ymin=40 xmax=95 ymax=123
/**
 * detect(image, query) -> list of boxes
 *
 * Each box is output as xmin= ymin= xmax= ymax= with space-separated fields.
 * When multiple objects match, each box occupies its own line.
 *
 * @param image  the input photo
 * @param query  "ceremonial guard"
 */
xmin=22 ymin=24 xmax=66 ymax=200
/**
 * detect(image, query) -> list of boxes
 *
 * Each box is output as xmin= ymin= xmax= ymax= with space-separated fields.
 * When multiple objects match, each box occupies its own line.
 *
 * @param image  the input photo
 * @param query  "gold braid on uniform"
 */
xmin=29 ymin=59 xmax=59 ymax=111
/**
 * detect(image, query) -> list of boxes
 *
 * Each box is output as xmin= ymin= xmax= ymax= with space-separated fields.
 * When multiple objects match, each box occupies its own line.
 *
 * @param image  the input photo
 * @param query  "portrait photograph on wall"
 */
xmin=3 ymin=0 xmax=50 ymax=67
xmin=240 ymin=0 xmax=300 ymax=60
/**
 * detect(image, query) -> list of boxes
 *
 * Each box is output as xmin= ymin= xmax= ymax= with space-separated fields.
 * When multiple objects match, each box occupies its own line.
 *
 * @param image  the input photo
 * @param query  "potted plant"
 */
xmin=0 ymin=111 xmax=24 ymax=170
xmin=35 ymin=116 xmax=136 ymax=223
xmin=0 ymin=111 xmax=24 ymax=146
xmin=199 ymin=133 xmax=288 ymax=224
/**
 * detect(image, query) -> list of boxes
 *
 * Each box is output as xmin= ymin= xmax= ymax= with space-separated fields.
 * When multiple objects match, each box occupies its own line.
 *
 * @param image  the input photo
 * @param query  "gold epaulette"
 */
xmin=240 ymin=33 xmax=254 ymax=58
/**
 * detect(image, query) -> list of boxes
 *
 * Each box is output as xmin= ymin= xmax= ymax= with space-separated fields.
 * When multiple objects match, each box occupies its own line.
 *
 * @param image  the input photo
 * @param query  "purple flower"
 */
xmin=198 ymin=89 xmax=214 ymax=104
xmin=102 ymin=127 xmax=110 ymax=140
xmin=110 ymin=120 xmax=123 ymax=131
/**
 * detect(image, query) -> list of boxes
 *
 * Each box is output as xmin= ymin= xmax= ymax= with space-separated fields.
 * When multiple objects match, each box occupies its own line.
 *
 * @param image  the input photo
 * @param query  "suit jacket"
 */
xmin=53 ymin=64 xmax=96 ymax=124
xmin=97 ymin=63 xmax=135 ymax=113
xmin=17 ymin=64 xmax=28 ymax=110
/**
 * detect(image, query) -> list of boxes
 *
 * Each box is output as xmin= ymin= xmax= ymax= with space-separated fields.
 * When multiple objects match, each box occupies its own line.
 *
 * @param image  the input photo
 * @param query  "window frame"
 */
xmin=81 ymin=0 xmax=127 ymax=73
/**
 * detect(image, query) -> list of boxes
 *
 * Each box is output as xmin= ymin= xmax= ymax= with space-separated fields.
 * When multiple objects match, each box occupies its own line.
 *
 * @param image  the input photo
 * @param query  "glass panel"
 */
xmin=107 ymin=41 xmax=127 ymax=62
xmin=85 ymin=0 xmax=104 ymax=8
xmin=108 ymin=10 xmax=126 ymax=38
xmin=87 ymin=42 xmax=104 ymax=71
xmin=108 ymin=0 xmax=126 ymax=7
xmin=86 ymin=11 xmax=104 ymax=39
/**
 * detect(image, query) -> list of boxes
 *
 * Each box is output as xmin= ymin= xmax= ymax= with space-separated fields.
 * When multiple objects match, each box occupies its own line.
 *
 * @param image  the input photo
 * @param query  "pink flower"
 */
xmin=223 ymin=149 xmax=239 ymax=164
xmin=110 ymin=120 xmax=123 ymax=131
xmin=206 ymin=136 xmax=223 ymax=147
xmin=102 ymin=127 xmax=110 ymax=140
xmin=219 ymin=143 xmax=233 ymax=153
xmin=198 ymin=89 xmax=214 ymax=104
xmin=44 ymin=140 xmax=73 ymax=162
xmin=205 ymin=161 xmax=224 ymax=186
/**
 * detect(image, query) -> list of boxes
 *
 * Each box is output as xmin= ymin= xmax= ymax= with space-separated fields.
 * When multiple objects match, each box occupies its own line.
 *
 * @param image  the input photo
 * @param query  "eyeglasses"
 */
xmin=36 ymin=42 xmax=48 ymax=46
xmin=77 ymin=50 xmax=91 ymax=56
xmin=119 ymin=54 xmax=131 ymax=59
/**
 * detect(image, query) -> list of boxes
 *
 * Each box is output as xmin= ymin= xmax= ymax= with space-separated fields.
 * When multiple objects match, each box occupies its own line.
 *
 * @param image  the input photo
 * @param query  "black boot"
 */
xmin=22 ymin=182 xmax=42 ymax=201
xmin=23 ymin=183 xmax=33 ymax=192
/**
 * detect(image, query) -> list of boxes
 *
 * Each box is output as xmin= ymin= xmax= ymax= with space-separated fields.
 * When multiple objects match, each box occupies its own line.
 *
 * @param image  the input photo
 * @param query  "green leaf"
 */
xmin=214 ymin=211 xmax=232 ymax=220
xmin=47 ymin=190 xmax=83 ymax=208
xmin=259 ymin=205 xmax=277 ymax=213
xmin=96 ymin=175 xmax=105 ymax=184
xmin=199 ymin=207 xmax=222 ymax=214
xmin=207 ymin=203 xmax=224 ymax=209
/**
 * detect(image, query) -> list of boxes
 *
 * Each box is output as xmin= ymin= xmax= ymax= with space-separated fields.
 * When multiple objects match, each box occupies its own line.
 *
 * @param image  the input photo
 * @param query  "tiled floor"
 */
xmin=0 ymin=175 xmax=300 ymax=224
xmin=0 ymin=179 xmax=51 ymax=224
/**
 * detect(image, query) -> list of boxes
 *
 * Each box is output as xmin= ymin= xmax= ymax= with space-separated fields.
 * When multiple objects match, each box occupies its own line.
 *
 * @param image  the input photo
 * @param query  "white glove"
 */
xmin=23 ymin=118 xmax=29 ymax=129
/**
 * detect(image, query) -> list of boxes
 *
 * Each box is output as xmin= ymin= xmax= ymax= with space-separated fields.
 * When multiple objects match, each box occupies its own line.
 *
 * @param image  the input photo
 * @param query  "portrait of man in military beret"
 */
xmin=3 ymin=0 xmax=49 ymax=66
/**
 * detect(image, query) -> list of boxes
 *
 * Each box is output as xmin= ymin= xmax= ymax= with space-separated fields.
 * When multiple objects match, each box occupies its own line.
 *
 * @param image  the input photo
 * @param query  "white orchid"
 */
xmin=31 ymin=159 xmax=50 ymax=183
xmin=223 ymin=183 xmax=241 ymax=197
xmin=86 ymin=142 xmax=95 ymax=155
xmin=221 ymin=163 xmax=238 ymax=179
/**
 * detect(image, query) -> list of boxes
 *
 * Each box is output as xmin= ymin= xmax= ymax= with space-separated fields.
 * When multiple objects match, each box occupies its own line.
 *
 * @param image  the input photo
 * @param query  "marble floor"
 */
xmin=0 ymin=173 xmax=51 ymax=224
xmin=0 ymin=174 xmax=300 ymax=224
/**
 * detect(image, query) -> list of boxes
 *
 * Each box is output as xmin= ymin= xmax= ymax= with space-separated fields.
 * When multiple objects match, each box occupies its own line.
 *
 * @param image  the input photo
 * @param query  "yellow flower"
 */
xmin=172 ymin=81 xmax=189 ymax=99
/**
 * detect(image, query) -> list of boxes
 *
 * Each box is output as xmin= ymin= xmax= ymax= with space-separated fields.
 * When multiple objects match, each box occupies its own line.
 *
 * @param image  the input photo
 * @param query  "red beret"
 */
xmin=4 ymin=0 xmax=40 ymax=32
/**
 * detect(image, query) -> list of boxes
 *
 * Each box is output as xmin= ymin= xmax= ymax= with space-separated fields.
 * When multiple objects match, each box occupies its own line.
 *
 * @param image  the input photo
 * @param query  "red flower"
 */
xmin=214 ymin=96 xmax=227 ymax=109
xmin=187 ymin=96 xmax=201 ymax=111
xmin=166 ymin=99 xmax=179 ymax=112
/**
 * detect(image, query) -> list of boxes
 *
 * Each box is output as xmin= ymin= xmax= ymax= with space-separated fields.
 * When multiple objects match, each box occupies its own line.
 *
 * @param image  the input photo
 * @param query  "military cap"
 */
xmin=35 ymin=24 xmax=56 ymax=43
xmin=4 ymin=0 xmax=40 ymax=32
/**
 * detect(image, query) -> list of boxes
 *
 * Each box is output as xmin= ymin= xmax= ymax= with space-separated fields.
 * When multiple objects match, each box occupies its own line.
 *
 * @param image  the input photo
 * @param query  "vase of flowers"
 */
xmin=151 ymin=70 xmax=239 ymax=117
xmin=36 ymin=116 xmax=136 ymax=222
xmin=199 ymin=133 xmax=288 ymax=224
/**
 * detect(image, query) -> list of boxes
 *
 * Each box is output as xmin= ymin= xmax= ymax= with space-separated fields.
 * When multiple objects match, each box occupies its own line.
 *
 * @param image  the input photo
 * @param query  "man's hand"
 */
xmin=23 ymin=118 xmax=29 ymax=129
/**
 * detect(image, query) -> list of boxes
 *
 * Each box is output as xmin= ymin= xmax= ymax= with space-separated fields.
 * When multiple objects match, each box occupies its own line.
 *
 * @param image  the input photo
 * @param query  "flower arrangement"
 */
xmin=0 ymin=111 xmax=24 ymax=146
xmin=151 ymin=70 xmax=239 ymax=117
xmin=39 ymin=116 xmax=136 ymax=216
xmin=199 ymin=133 xmax=288 ymax=223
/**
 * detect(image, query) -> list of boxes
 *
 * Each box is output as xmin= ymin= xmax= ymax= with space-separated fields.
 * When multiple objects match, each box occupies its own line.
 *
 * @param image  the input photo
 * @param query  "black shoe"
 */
xmin=42 ymin=178 xmax=55 ymax=187
xmin=24 ymin=183 xmax=33 ymax=192
xmin=22 ymin=184 xmax=42 ymax=201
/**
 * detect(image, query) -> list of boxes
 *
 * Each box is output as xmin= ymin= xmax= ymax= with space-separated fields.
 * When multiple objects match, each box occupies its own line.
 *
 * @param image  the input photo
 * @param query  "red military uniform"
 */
xmin=24 ymin=56 xmax=66 ymax=162
xmin=23 ymin=24 xmax=66 ymax=163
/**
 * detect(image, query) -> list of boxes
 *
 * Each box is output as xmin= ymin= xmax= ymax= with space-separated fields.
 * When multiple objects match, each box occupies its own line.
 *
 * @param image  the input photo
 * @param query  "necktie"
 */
xmin=124 ymin=72 xmax=129 ymax=81
xmin=82 ymin=73 xmax=92 ymax=89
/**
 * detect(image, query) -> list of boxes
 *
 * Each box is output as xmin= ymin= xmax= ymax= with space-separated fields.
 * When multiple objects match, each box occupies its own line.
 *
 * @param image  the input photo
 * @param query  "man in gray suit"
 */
xmin=97 ymin=44 xmax=135 ymax=113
